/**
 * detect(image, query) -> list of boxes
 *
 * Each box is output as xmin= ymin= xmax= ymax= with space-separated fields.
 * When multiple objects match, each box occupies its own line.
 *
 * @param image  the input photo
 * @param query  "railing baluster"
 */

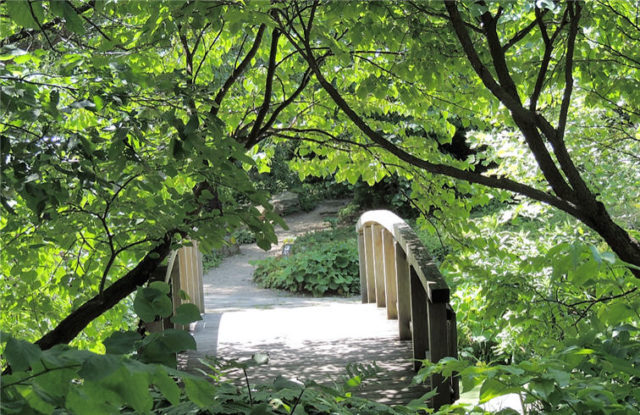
xmin=357 ymin=230 xmax=368 ymax=303
xmin=395 ymin=242 xmax=411 ymax=340
xmin=382 ymin=229 xmax=398 ymax=319
xmin=410 ymin=266 xmax=429 ymax=371
xmin=428 ymin=300 xmax=450 ymax=409
xmin=372 ymin=224 xmax=386 ymax=307
xmin=363 ymin=224 xmax=376 ymax=303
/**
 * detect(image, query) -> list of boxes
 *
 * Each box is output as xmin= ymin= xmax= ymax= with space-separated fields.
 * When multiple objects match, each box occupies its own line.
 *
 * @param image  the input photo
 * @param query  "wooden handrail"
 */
xmin=356 ymin=210 xmax=459 ymax=409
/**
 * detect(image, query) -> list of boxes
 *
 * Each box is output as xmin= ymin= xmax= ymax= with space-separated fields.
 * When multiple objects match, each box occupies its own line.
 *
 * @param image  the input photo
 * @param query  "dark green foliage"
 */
xmin=252 ymin=227 xmax=360 ymax=296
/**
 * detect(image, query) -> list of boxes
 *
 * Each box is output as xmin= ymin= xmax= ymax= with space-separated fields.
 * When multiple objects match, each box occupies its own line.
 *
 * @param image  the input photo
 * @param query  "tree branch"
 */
xmin=245 ymin=28 xmax=281 ymax=148
xmin=1 ymin=1 xmax=95 ymax=47
xmin=286 ymin=24 xmax=583 ymax=219
xmin=210 ymin=24 xmax=266 ymax=117
xmin=35 ymin=234 xmax=174 ymax=350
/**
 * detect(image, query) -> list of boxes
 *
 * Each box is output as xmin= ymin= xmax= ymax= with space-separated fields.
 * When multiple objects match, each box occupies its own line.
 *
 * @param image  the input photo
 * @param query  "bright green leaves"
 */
xmin=133 ymin=285 xmax=173 ymax=323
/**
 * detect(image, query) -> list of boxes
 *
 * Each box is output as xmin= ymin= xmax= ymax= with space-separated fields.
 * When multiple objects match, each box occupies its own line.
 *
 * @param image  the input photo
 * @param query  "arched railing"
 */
xmin=356 ymin=210 xmax=459 ymax=409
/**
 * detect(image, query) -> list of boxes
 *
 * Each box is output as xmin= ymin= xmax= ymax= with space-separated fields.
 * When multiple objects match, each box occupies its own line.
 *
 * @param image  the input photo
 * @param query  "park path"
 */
xmin=183 ymin=200 xmax=426 ymax=405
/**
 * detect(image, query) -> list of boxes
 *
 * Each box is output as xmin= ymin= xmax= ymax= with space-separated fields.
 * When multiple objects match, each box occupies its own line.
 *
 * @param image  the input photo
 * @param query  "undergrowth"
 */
xmin=252 ymin=226 xmax=360 ymax=296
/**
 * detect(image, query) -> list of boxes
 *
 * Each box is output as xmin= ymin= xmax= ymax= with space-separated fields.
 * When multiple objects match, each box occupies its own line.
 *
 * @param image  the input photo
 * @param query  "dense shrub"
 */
xmin=252 ymin=227 xmax=360 ymax=296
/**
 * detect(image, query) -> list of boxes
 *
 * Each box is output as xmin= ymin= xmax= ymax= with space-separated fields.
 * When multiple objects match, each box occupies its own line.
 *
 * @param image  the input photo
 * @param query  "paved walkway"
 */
xmin=183 ymin=201 xmax=427 ymax=405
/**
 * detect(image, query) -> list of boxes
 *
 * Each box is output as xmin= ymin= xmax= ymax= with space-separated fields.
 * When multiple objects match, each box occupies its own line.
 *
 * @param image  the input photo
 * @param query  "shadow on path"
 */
xmin=183 ymin=200 xmax=429 ymax=405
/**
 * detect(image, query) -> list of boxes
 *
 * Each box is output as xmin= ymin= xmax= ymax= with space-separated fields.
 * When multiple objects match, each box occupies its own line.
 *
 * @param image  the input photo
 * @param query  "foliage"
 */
xmin=202 ymin=250 xmax=224 ymax=272
xmin=1 ymin=281 xmax=205 ymax=414
xmin=252 ymin=227 xmax=360 ymax=296
xmin=1 ymin=1 xmax=640 ymax=413
xmin=232 ymin=227 xmax=258 ymax=245
xmin=415 ymin=324 xmax=640 ymax=414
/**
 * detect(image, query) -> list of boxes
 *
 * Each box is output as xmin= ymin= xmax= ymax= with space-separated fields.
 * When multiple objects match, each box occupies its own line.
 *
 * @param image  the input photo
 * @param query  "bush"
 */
xmin=252 ymin=228 xmax=360 ymax=296
xmin=203 ymin=250 xmax=223 ymax=271
xmin=231 ymin=227 xmax=256 ymax=245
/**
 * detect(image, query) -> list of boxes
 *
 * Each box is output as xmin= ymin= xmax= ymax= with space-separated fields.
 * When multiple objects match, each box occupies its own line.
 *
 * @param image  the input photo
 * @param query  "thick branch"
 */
xmin=293 ymin=32 xmax=582 ymax=219
xmin=256 ymin=68 xmax=313 ymax=142
xmin=557 ymin=3 xmax=581 ymax=139
xmin=246 ymin=28 xmax=281 ymax=148
xmin=444 ymin=1 xmax=575 ymax=200
xmin=35 ymin=235 xmax=173 ymax=350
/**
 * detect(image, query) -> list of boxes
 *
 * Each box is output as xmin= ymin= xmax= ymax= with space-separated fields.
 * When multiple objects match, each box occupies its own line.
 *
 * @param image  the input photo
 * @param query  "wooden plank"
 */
xmin=357 ymin=231 xmax=368 ymax=303
xmin=373 ymin=224 xmax=385 ymax=307
xmin=410 ymin=266 xmax=428 ymax=371
xmin=382 ymin=229 xmax=397 ymax=319
xmin=395 ymin=243 xmax=411 ymax=340
xmin=363 ymin=225 xmax=376 ymax=303
xmin=428 ymin=300 xmax=451 ymax=409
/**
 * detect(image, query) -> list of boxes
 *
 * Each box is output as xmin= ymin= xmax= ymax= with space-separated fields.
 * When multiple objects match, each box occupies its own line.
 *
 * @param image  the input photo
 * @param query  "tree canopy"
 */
xmin=1 ymin=0 xmax=639 ymax=413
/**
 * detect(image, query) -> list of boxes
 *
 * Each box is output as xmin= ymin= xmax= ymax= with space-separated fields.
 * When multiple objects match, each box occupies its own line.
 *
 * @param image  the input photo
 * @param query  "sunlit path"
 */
xmin=183 ymin=202 xmax=428 ymax=405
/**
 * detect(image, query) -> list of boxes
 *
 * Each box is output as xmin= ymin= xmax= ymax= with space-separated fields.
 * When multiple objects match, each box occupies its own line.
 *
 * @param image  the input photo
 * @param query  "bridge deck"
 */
xmin=182 ymin=213 xmax=429 ymax=406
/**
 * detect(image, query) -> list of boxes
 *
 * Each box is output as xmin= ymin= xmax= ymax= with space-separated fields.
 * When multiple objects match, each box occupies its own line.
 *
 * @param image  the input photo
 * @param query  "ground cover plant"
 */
xmin=1 ymin=0 xmax=639 ymax=413
xmin=252 ymin=226 xmax=360 ymax=296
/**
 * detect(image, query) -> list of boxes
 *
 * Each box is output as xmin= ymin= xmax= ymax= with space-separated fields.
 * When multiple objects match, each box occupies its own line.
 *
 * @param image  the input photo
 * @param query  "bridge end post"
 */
xmin=357 ymin=230 xmax=368 ymax=303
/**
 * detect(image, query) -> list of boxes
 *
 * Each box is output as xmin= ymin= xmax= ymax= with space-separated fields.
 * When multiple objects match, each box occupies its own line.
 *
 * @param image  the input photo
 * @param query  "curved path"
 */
xmin=183 ymin=200 xmax=427 ymax=405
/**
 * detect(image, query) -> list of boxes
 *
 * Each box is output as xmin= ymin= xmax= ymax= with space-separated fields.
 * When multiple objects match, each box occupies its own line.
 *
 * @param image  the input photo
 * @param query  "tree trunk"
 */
xmin=35 ymin=236 xmax=172 ymax=350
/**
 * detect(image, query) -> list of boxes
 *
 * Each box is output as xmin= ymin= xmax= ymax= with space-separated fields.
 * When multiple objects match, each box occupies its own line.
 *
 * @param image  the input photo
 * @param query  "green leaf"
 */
xmin=479 ymin=378 xmax=518 ymax=404
xmin=133 ymin=286 xmax=173 ymax=322
xmin=6 ymin=1 xmax=41 ymax=29
xmin=149 ymin=281 xmax=170 ymax=294
xmin=158 ymin=329 xmax=197 ymax=352
xmin=183 ymin=376 xmax=216 ymax=408
xmin=103 ymin=330 xmax=142 ymax=355
xmin=152 ymin=370 xmax=181 ymax=405
xmin=61 ymin=1 xmax=85 ymax=35
xmin=78 ymin=354 xmax=123 ymax=381
xmin=170 ymin=303 xmax=202 ymax=325
xmin=273 ymin=375 xmax=304 ymax=391
xmin=249 ymin=403 xmax=274 ymax=415
xmin=4 ymin=337 xmax=42 ymax=372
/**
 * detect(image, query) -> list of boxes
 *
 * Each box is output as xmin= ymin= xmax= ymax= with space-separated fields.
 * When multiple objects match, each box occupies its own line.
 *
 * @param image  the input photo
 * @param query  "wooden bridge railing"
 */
xmin=356 ymin=210 xmax=459 ymax=409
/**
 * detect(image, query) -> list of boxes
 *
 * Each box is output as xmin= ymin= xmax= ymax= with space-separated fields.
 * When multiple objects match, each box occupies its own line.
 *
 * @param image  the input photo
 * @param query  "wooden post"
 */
xmin=363 ymin=225 xmax=376 ymax=303
xmin=447 ymin=305 xmax=459 ymax=401
xmin=373 ymin=224 xmax=385 ymax=307
xmin=357 ymin=231 xmax=368 ymax=303
xmin=195 ymin=242 xmax=205 ymax=312
xmin=170 ymin=254 xmax=183 ymax=330
xmin=428 ymin=300 xmax=451 ymax=409
xmin=395 ymin=243 xmax=411 ymax=340
xmin=410 ymin=266 xmax=429 ymax=371
xmin=382 ymin=229 xmax=397 ymax=319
